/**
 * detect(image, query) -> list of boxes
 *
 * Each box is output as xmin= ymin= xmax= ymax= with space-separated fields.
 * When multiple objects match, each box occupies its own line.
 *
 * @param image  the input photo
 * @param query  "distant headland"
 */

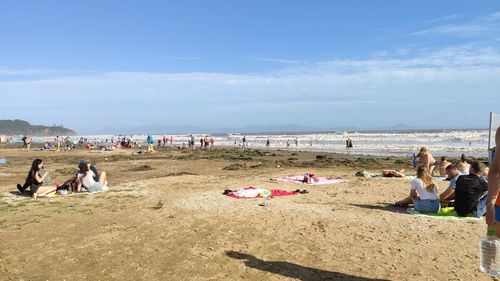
xmin=0 ymin=119 xmax=77 ymax=136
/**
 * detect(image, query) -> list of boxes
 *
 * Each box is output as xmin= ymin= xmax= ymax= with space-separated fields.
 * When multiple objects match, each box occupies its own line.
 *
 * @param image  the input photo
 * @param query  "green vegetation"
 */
xmin=0 ymin=119 xmax=76 ymax=136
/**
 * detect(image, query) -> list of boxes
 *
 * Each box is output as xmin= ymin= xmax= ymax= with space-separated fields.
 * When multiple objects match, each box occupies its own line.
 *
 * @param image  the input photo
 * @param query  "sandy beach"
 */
xmin=0 ymin=146 xmax=494 ymax=280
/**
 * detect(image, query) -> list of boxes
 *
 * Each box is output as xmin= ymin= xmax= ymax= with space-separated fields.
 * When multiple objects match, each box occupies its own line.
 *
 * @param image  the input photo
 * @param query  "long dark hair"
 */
xmin=27 ymin=159 xmax=43 ymax=182
xmin=79 ymin=161 xmax=89 ymax=175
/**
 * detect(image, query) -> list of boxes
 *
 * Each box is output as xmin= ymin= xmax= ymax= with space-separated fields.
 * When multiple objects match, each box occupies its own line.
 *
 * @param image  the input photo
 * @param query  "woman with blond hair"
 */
xmin=417 ymin=147 xmax=437 ymax=175
xmin=395 ymin=167 xmax=440 ymax=212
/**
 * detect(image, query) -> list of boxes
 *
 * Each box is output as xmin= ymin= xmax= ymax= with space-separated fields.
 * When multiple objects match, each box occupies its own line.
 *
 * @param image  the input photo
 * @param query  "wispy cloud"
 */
xmin=410 ymin=24 xmax=489 ymax=36
xmin=409 ymin=11 xmax=500 ymax=37
xmin=417 ymin=14 xmax=463 ymax=25
xmin=249 ymin=56 xmax=309 ymax=65
xmin=0 ymin=67 xmax=62 ymax=76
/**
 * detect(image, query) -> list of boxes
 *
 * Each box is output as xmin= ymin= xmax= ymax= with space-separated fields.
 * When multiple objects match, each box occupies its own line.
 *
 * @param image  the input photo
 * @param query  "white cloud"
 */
xmin=417 ymin=14 xmax=463 ymax=25
xmin=409 ymin=11 xmax=500 ymax=37
xmin=249 ymin=56 xmax=309 ymax=65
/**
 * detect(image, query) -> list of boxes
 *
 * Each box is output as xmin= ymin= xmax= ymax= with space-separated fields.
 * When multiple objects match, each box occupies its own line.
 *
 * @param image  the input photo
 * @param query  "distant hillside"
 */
xmin=0 ymin=119 xmax=77 ymax=136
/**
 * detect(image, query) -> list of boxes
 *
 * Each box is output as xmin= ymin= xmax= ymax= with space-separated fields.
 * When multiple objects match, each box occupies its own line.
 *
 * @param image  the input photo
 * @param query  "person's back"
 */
xmin=454 ymin=162 xmax=488 ymax=217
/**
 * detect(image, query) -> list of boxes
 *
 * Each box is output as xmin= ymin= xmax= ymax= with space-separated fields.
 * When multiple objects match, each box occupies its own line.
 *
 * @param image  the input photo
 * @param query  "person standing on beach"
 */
xmin=190 ymin=135 xmax=195 ymax=149
xmin=417 ymin=147 xmax=437 ymax=175
xmin=22 ymin=135 xmax=31 ymax=151
xmin=242 ymin=136 xmax=246 ymax=148
xmin=486 ymin=127 xmax=500 ymax=228
xmin=146 ymin=133 xmax=155 ymax=153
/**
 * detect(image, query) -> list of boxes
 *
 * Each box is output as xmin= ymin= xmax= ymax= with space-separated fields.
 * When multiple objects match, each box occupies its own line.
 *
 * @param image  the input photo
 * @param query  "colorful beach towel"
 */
xmin=407 ymin=207 xmax=481 ymax=220
xmin=226 ymin=187 xmax=298 ymax=199
xmin=272 ymin=176 xmax=348 ymax=185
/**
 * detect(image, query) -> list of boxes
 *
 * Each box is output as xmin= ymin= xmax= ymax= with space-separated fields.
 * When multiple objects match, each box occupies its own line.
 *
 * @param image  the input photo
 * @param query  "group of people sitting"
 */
xmin=395 ymin=148 xmax=489 ymax=217
xmin=16 ymin=159 xmax=108 ymax=198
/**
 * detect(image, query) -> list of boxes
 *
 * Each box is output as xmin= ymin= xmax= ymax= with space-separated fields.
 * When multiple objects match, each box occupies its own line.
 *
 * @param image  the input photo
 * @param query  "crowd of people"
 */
xmin=394 ymin=142 xmax=497 ymax=219
xmin=11 ymin=129 xmax=500 ymax=224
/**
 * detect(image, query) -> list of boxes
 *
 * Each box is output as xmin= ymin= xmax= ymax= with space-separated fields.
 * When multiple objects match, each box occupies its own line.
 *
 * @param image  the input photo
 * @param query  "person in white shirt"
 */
xmin=76 ymin=161 xmax=108 ymax=193
xmin=395 ymin=166 xmax=441 ymax=213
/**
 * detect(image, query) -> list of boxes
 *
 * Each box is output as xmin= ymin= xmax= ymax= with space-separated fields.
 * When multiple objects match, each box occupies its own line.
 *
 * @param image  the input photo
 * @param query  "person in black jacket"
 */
xmin=454 ymin=161 xmax=488 ymax=217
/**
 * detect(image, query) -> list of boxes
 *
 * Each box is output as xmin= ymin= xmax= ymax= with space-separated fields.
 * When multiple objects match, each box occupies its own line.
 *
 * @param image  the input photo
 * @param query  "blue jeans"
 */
xmin=472 ymin=195 xmax=488 ymax=218
xmin=413 ymin=198 xmax=441 ymax=213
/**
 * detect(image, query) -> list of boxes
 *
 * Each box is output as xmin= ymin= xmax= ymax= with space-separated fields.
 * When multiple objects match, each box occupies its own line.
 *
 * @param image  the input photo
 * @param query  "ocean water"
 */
xmin=18 ymin=129 xmax=491 ymax=158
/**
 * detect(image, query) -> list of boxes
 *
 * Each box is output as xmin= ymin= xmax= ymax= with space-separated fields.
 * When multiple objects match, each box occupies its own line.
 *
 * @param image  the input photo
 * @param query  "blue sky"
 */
xmin=1 ymin=1 xmax=500 ymax=133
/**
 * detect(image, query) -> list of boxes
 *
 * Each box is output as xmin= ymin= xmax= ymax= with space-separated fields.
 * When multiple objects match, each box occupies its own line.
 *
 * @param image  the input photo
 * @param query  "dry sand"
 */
xmin=0 ymin=146 xmax=495 ymax=280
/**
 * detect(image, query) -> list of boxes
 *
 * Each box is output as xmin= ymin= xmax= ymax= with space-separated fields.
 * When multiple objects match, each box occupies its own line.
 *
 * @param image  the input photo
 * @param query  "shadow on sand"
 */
xmin=349 ymin=203 xmax=408 ymax=214
xmin=226 ymin=251 xmax=389 ymax=281
xmin=9 ymin=191 xmax=32 ymax=197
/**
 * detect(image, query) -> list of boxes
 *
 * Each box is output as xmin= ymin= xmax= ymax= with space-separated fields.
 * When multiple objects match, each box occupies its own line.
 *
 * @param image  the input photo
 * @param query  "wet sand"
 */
xmin=0 ymin=146 xmax=493 ymax=280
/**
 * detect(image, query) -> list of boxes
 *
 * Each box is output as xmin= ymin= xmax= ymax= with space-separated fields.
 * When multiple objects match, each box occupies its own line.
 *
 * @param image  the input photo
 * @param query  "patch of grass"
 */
xmin=130 ymin=165 xmax=154 ymax=172
xmin=227 ymin=156 xmax=253 ymax=161
xmin=316 ymin=155 xmax=329 ymax=161
xmin=164 ymin=171 xmax=196 ymax=177
xmin=223 ymin=163 xmax=246 ymax=171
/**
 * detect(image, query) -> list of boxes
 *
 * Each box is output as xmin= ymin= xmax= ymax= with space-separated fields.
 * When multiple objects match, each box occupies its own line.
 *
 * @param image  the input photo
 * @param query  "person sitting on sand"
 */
xmin=382 ymin=169 xmax=405 ymax=178
xmin=302 ymin=172 xmax=319 ymax=184
xmin=439 ymin=164 xmax=462 ymax=206
xmin=16 ymin=159 xmax=57 ymax=198
xmin=417 ymin=147 xmax=437 ymax=176
xmin=76 ymin=161 xmax=108 ymax=193
xmin=454 ymin=161 xmax=488 ymax=217
xmin=395 ymin=167 xmax=440 ymax=213
xmin=457 ymin=154 xmax=470 ymax=175
xmin=438 ymin=156 xmax=452 ymax=177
